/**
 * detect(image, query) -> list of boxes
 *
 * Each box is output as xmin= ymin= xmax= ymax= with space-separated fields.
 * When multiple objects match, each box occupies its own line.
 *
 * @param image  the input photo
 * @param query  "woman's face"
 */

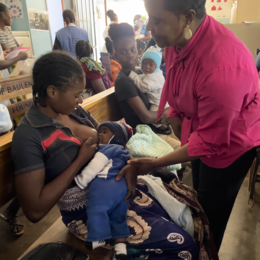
xmin=115 ymin=37 xmax=138 ymax=71
xmin=145 ymin=0 xmax=186 ymax=48
xmin=49 ymin=80 xmax=85 ymax=116
xmin=3 ymin=9 xmax=12 ymax=26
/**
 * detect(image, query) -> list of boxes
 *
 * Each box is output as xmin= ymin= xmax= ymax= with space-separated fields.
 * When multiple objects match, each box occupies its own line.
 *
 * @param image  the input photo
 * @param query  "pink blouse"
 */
xmin=159 ymin=15 xmax=260 ymax=168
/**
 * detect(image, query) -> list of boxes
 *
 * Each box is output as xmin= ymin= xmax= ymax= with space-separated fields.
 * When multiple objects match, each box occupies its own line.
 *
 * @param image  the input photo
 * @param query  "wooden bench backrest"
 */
xmin=0 ymin=88 xmax=122 ymax=208
xmin=0 ymin=74 xmax=34 ymax=119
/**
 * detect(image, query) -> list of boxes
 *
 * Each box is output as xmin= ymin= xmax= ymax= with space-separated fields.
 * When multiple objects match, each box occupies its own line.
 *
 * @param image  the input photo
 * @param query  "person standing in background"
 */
xmin=105 ymin=37 xmax=121 ymax=84
xmin=102 ymin=10 xmax=118 ymax=53
xmin=0 ymin=3 xmax=19 ymax=52
xmin=53 ymin=9 xmax=88 ymax=58
xmin=134 ymin=14 xmax=151 ymax=43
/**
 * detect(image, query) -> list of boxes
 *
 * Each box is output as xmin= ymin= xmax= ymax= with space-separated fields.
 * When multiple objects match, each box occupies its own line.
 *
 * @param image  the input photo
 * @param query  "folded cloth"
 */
xmin=127 ymin=125 xmax=182 ymax=171
xmin=139 ymin=175 xmax=194 ymax=238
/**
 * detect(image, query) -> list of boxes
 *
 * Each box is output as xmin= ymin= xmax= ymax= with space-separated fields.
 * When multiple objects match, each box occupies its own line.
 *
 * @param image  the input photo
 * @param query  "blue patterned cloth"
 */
xmin=58 ymin=182 xmax=199 ymax=260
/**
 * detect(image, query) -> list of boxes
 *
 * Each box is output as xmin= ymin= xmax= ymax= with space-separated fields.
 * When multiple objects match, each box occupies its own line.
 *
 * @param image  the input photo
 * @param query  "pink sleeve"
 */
xmin=187 ymin=66 xmax=254 ymax=158
xmin=168 ymin=106 xmax=181 ymax=119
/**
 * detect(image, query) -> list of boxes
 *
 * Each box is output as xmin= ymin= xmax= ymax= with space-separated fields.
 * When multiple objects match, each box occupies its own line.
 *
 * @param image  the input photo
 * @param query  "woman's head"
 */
xmin=0 ymin=4 xmax=12 ymax=26
xmin=107 ymin=10 xmax=118 ymax=23
xmin=109 ymin=23 xmax=138 ymax=71
xmin=75 ymin=40 xmax=93 ymax=60
xmin=63 ymin=9 xmax=75 ymax=25
xmin=33 ymin=51 xmax=85 ymax=115
xmin=145 ymin=0 xmax=206 ymax=48
xmin=105 ymin=37 xmax=115 ymax=56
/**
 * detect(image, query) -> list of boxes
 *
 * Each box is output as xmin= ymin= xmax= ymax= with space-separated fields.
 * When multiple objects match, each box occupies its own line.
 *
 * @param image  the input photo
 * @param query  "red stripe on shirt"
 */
xmin=41 ymin=129 xmax=81 ymax=151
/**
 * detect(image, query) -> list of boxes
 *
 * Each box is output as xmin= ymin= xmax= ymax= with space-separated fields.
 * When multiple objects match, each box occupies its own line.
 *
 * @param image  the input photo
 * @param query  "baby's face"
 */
xmin=141 ymin=58 xmax=157 ymax=74
xmin=98 ymin=126 xmax=114 ymax=144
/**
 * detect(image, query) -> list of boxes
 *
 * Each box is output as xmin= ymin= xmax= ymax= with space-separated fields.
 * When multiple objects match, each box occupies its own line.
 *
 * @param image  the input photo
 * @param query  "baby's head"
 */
xmin=98 ymin=121 xmax=135 ymax=146
xmin=141 ymin=46 xmax=162 ymax=75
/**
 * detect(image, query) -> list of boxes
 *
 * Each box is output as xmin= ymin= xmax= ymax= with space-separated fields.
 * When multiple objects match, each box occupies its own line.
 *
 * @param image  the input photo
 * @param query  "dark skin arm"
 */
xmin=139 ymin=31 xmax=151 ymax=43
xmin=127 ymin=144 xmax=200 ymax=175
xmin=91 ymin=78 xmax=106 ymax=93
xmin=127 ymin=96 xmax=169 ymax=125
xmin=0 ymin=52 xmax=28 ymax=70
xmin=168 ymin=117 xmax=182 ymax=140
xmin=15 ymin=138 xmax=97 ymax=223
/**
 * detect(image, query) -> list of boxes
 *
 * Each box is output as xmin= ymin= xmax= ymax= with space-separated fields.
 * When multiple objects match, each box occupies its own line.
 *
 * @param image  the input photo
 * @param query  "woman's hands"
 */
xmin=155 ymin=108 xmax=169 ymax=125
xmin=127 ymin=158 xmax=157 ymax=176
xmin=116 ymin=165 xmax=138 ymax=204
xmin=77 ymin=137 xmax=98 ymax=166
xmin=17 ymin=51 xmax=28 ymax=61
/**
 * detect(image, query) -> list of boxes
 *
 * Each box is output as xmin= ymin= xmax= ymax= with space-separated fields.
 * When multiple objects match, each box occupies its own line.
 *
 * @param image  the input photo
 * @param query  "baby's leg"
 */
xmin=109 ymin=192 xmax=130 ymax=260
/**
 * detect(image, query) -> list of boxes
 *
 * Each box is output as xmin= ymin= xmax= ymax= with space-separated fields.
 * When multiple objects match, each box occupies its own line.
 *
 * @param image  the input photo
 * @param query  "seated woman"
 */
xmin=105 ymin=37 xmax=121 ymax=84
xmin=11 ymin=51 xmax=202 ymax=260
xmin=76 ymin=40 xmax=112 ymax=96
xmin=110 ymin=23 xmax=169 ymax=133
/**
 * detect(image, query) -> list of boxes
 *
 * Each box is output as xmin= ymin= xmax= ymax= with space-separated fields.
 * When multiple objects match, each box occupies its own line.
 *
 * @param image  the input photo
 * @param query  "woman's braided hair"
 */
xmin=33 ymin=51 xmax=84 ymax=107
xmin=75 ymin=40 xmax=92 ymax=60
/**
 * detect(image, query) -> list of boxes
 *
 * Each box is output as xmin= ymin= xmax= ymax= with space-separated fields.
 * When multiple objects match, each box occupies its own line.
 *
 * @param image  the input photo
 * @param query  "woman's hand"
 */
xmin=127 ymin=158 xmax=157 ymax=176
xmin=168 ymin=117 xmax=182 ymax=140
xmin=17 ymin=51 xmax=28 ymax=61
xmin=155 ymin=108 xmax=169 ymax=125
xmin=77 ymin=137 xmax=98 ymax=166
xmin=116 ymin=165 xmax=138 ymax=204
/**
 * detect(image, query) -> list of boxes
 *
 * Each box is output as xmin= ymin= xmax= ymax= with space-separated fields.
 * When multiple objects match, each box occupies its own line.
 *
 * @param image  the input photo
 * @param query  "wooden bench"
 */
xmin=0 ymin=87 xmax=122 ymax=260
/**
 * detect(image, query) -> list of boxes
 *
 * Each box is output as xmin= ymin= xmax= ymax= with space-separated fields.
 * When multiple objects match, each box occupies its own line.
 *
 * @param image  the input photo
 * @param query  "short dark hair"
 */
xmin=108 ymin=23 xmax=135 ymax=49
xmin=163 ymin=0 xmax=206 ymax=19
xmin=107 ymin=10 xmax=117 ymax=22
xmin=105 ymin=37 xmax=114 ymax=54
xmin=63 ymin=9 xmax=75 ymax=25
xmin=75 ymin=40 xmax=92 ymax=59
xmin=0 ymin=3 xmax=7 ymax=18
xmin=134 ymin=14 xmax=141 ymax=20
xmin=33 ymin=51 xmax=84 ymax=107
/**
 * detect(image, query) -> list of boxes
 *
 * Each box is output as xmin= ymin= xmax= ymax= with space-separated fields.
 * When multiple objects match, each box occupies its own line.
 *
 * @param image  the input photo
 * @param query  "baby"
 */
xmin=75 ymin=121 xmax=135 ymax=260
xmin=129 ymin=46 xmax=170 ymax=135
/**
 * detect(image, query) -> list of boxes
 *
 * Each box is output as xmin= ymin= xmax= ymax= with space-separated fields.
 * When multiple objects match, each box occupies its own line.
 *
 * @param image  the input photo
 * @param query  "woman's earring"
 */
xmin=184 ymin=25 xmax=193 ymax=40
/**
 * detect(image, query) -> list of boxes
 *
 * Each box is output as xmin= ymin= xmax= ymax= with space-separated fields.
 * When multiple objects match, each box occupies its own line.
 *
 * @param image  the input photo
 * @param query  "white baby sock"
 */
xmin=114 ymin=243 xmax=127 ymax=255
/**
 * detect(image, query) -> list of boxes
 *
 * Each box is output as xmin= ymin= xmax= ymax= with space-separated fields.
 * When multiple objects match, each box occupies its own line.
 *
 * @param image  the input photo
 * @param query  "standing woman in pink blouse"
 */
xmin=127 ymin=0 xmax=260 ymax=252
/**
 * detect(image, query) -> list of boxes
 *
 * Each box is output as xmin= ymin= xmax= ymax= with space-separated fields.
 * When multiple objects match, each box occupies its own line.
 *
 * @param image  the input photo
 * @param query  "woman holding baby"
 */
xmin=11 ymin=51 xmax=210 ymax=260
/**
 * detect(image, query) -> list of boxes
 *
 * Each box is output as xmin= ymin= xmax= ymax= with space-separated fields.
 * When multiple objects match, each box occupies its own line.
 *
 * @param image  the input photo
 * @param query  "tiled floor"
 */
xmin=0 ymin=177 xmax=259 ymax=260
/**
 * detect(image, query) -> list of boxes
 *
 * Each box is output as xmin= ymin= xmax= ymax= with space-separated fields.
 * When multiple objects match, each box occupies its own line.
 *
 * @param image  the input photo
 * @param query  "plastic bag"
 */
xmin=16 ymin=58 xmax=35 ymax=75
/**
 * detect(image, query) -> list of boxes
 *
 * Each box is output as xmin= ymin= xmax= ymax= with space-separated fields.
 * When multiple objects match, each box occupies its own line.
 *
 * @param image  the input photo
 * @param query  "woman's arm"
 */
xmin=91 ymin=78 xmax=106 ymax=93
xmin=53 ymin=37 xmax=62 ymax=50
xmin=140 ymin=31 xmax=151 ymax=43
xmin=127 ymin=96 xmax=158 ymax=124
xmin=15 ymin=138 xmax=97 ymax=223
xmin=0 ymin=52 xmax=28 ymax=70
xmin=127 ymin=144 xmax=200 ymax=175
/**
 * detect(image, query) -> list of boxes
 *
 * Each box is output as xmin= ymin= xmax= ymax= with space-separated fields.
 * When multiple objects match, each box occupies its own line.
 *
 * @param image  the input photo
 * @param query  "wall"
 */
xmin=7 ymin=0 xmax=30 ymax=31
xmin=236 ymin=0 xmax=260 ymax=23
xmin=46 ymin=0 xmax=64 ymax=44
xmin=224 ymin=23 xmax=260 ymax=58
xmin=26 ymin=0 xmax=52 ymax=58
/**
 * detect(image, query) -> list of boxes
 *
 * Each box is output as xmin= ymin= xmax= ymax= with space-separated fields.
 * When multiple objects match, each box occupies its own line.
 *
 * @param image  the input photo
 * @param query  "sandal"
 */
xmin=0 ymin=213 xmax=24 ymax=236
xmin=157 ymin=124 xmax=172 ymax=136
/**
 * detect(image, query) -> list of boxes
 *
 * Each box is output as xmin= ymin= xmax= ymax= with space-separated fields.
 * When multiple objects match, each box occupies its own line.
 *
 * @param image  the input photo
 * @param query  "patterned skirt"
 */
xmin=57 ymin=179 xmax=218 ymax=260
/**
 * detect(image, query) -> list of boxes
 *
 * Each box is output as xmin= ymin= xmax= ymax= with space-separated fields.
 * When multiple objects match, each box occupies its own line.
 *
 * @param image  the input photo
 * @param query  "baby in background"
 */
xmin=129 ymin=46 xmax=170 ymax=135
xmin=75 ymin=121 xmax=136 ymax=260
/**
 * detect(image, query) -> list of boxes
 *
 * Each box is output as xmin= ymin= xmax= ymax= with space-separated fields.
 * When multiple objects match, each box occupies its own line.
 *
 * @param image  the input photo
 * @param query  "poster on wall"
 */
xmin=28 ymin=9 xmax=50 ymax=31
xmin=6 ymin=2 xmax=24 ymax=19
xmin=206 ymin=0 xmax=232 ymax=20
